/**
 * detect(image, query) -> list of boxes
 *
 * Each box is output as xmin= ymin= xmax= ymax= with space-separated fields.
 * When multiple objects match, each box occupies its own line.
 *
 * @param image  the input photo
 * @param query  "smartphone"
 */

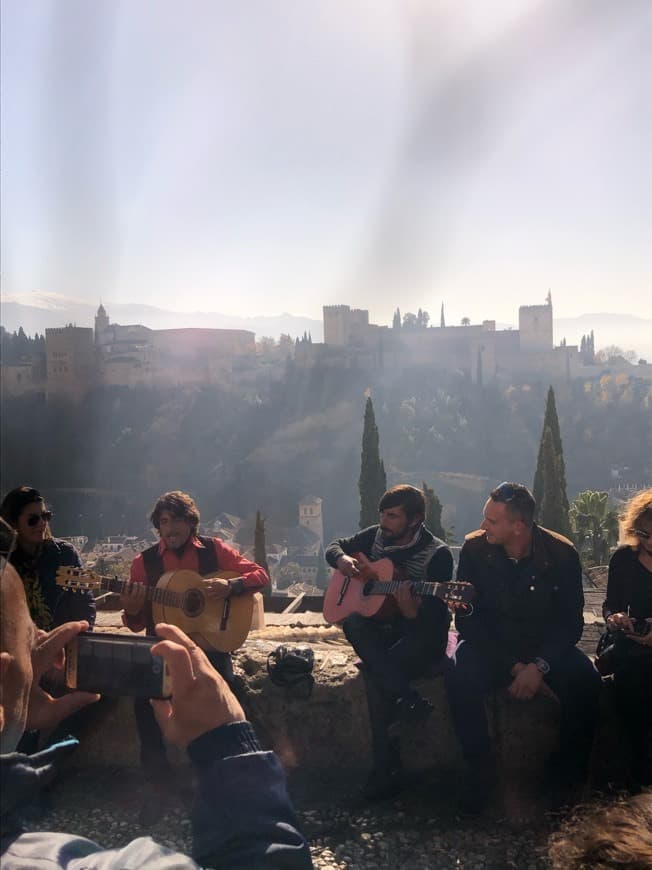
xmin=66 ymin=632 xmax=172 ymax=698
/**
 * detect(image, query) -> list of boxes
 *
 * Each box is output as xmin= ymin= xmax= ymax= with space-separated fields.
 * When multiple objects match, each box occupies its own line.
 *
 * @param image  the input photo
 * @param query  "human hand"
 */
xmin=120 ymin=581 xmax=147 ymax=615
xmin=395 ymin=581 xmax=421 ymax=620
xmin=508 ymin=663 xmax=543 ymax=700
xmin=150 ymin=623 xmax=245 ymax=747
xmin=606 ymin=612 xmax=634 ymax=632
xmin=204 ymin=577 xmax=234 ymax=600
xmin=626 ymin=617 xmax=652 ymax=647
xmin=27 ymin=621 xmax=100 ymax=730
xmin=337 ymin=555 xmax=359 ymax=576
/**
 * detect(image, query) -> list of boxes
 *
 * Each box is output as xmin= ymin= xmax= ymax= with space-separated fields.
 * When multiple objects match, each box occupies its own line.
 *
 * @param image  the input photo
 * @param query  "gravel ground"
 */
xmin=20 ymin=764 xmax=556 ymax=869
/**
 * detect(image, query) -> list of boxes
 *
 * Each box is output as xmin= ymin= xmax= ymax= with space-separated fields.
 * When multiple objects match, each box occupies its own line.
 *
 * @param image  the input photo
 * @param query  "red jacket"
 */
xmin=124 ymin=535 xmax=268 ymax=632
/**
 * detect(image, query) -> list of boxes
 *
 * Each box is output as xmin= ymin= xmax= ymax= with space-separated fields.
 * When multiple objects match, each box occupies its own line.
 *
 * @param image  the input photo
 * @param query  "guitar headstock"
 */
xmin=56 ymin=566 xmax=101 ymax=590
xmin=439 ymin=581 xmax=475 ymax=609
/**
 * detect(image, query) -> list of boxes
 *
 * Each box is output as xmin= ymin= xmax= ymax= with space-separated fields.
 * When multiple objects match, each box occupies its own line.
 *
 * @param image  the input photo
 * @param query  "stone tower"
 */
xmin=299 ymin=495 xmax=323 ymax=544
xmin=518 ymin=300 xmax=553 ymax=352
xmin=95 ymin=303 xmax=110 ymax=344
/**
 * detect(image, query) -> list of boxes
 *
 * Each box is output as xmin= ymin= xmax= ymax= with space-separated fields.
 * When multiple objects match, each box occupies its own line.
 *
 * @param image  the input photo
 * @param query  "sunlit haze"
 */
xmin=2 ymin=0 xmax=650 ymax=326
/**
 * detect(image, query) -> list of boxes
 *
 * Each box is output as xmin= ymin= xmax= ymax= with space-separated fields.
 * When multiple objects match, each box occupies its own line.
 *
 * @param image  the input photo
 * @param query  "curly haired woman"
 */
xmin=603 ymin=488 xmax=652 ymax=788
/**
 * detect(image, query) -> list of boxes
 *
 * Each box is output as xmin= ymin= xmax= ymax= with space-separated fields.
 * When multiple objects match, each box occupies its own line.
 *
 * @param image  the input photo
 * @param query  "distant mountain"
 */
xmin=1 ymin=293 xmax=323 ymax=342
xmin=2 ymin=293 xmax=650 ymax=359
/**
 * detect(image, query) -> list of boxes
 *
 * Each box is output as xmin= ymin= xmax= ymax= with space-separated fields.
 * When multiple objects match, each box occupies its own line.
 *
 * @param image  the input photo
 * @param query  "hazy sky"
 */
xmin=2 ymin=0 xmax=650 ymax=326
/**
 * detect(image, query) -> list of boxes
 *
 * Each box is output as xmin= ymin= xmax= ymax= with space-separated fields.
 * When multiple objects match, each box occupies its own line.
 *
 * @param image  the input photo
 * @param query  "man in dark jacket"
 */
xmin=445 ymin=481 xmax=601 ymax=813
xmin=325 ymin=484 xmax=453 ymax=800
xmin=0 ymin=559 xmax=311 ymax=869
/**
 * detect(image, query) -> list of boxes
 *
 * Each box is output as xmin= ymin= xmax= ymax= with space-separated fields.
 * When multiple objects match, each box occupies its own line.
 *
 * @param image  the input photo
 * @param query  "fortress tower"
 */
xmin=95 ymin=303 xmax=110 ymax=345
xmin=299 ymin=495 xmax=323 ymax=544
xmin=323 ymin=305 xmax=369 ymax=346
xmin=518 ymin=300 xmax=553 ymax=352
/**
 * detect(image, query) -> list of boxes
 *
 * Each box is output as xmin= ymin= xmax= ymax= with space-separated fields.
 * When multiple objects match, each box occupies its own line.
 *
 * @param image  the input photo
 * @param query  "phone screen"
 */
xmin=67 ymin=632 xmax=171 ymax=698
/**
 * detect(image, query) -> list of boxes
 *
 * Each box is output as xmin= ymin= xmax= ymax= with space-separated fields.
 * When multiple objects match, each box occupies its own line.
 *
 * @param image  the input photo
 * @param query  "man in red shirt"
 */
xmin=121 ymin=491 xmax=268 ymax=816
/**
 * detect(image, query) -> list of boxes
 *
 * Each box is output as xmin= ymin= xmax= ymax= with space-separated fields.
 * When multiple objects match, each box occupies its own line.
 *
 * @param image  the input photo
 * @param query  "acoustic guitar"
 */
xmin=323 ymin=552 xmax=474 ymax=625
xmin=56 ymin=567 xmax=253 ymax=652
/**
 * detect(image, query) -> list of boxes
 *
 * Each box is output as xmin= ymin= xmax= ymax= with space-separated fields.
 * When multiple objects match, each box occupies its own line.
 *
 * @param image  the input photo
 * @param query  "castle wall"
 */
xmin=0 ymin=363 xmax=39 ymax=396
xmin=150 ymin=327 xmax=255 ymax=359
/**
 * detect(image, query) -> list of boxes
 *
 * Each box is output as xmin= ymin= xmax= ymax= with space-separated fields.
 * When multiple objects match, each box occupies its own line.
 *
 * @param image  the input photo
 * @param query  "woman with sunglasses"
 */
xmin=603 ymin=488 xmax=652 ymax=788
xmin=0 ymin=486 xmax=95 ymax=631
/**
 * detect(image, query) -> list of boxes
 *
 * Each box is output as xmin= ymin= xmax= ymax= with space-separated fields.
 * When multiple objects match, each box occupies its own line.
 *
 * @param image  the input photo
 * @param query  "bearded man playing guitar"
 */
xmin=325 ymin=484 xmax=453 ymax=801
xmin=121 ymin=491 xmax=268 ymax=820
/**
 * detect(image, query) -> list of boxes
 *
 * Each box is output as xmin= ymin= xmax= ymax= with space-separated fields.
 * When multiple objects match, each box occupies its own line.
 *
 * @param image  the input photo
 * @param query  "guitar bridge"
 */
xmin=220 ymin=597 xmax=231 ymax=631
xmin=336 ymin=575 xmax=350 ymax=606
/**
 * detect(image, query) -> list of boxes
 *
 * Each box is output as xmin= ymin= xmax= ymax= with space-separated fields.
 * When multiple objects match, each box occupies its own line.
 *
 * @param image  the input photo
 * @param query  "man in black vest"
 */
xmin=121 ymin=491 xmax=268 ymax=818
xmin=325 ymin=485 xmax=453 ymax=800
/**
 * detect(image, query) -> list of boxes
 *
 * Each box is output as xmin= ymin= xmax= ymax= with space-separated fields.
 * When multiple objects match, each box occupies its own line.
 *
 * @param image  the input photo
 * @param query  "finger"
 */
xmin=48 ymin=691 xmax=100 ymax=721
xmin=33 ymin=622 xmax=89 ymax=673
xmin=153 ymin=624 xmax=214 ymax=674
xmin=149 ymin=639 xmax=198 ymax=690
xmin=154 ymin=623 xmax=198 ymax=649
xmin=28 ymin=690 xmax=99 ymax=730
xmin=150 ymin=698 xmax=173 ymax=735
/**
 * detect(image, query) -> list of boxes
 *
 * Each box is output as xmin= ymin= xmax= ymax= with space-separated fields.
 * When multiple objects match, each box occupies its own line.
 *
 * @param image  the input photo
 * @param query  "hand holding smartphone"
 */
xmin=66 ymin=632 xmax=172 ymax=698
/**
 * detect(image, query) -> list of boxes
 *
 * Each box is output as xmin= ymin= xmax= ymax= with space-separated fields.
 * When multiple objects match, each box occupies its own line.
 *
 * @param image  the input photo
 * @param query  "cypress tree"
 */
xmin=254 ymin=510 xmax=271 ymax=595
xmin=533 ymin=386 xmax=570 ymax=532
xmin=422 ymin=481 xmax=446 ymax=539
xmin=538 ymin=427 xmax=570 ymax=535
xmin=315 ymin=544 xmax=328 ymax=589
xmin=392 ymin=308 xmax=401 ymax=329
xmin=359 ymin=397 xmax=387 ymax=529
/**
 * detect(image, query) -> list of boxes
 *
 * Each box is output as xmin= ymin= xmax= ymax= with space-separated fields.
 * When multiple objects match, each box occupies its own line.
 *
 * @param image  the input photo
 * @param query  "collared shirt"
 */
xmin=125 ymin=535 xmax=268 ymax=633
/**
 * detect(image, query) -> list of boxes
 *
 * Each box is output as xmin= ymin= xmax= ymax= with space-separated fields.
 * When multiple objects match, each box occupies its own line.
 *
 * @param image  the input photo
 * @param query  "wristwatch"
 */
xmin=229 ymin=578 xmax=245 ymax=596
xmin=533 ymin=656 xmax=550 ymax=675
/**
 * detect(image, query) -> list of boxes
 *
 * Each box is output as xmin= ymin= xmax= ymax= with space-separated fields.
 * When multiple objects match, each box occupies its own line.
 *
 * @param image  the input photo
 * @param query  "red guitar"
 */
xmin=322 ymin=552 xmax=474 ymax=625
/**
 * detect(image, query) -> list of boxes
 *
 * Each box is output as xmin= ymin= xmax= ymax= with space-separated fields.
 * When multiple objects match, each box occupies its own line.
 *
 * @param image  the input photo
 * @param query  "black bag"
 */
xmin=596 ymin=623 xmax=651 ymax=677
xmin=267 ymin=645 xmax=315 ymax=699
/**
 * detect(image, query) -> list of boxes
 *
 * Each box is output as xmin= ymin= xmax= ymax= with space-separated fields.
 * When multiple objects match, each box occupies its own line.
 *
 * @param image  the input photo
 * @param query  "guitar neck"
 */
xmin=86 ymin=574 xmax=186 ymax=610
xmin=369 ymin=580 xmax=443 ymax=599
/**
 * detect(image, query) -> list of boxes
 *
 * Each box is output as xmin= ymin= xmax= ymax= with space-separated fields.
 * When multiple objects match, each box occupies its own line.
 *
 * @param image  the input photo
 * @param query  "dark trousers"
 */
xmin=613 ymin=653 xmax=652 ymax=783
xmin=343 ymin=599 xmax=449 ymax=770
xmin=445 ymin=641 xmax=601 ymax=779
xmin=134 ymin=650 xmax=233 ymax=773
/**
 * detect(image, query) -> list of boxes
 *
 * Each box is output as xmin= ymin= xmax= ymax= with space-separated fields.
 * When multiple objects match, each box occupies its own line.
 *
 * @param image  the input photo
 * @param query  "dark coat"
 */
xmin=10 ymin=539 xmax=95 ymax=630
xmin=1 ymin=723 xmax=311 ymax=869
xmin=455 ymin=524 xmax=584 ymax=672
xmin=325 ymin=524 xmax=453 ymax=582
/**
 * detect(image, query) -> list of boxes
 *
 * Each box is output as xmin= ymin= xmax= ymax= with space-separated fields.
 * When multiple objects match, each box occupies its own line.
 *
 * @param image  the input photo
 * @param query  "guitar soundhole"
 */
xmin=183 ymin=588 xmax=205 ymax=618
xmin=362 ymin=580 xmax=374 ymax=597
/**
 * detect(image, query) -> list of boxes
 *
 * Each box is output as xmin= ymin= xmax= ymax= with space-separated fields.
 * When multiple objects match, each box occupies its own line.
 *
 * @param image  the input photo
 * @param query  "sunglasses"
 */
xmin=493 ymin=482 xmax=519 ymax=502
xmin=633 ymin=528 xmax=651 ymax=541
xmin=26 ymin=510 xmax=53 ymax=527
